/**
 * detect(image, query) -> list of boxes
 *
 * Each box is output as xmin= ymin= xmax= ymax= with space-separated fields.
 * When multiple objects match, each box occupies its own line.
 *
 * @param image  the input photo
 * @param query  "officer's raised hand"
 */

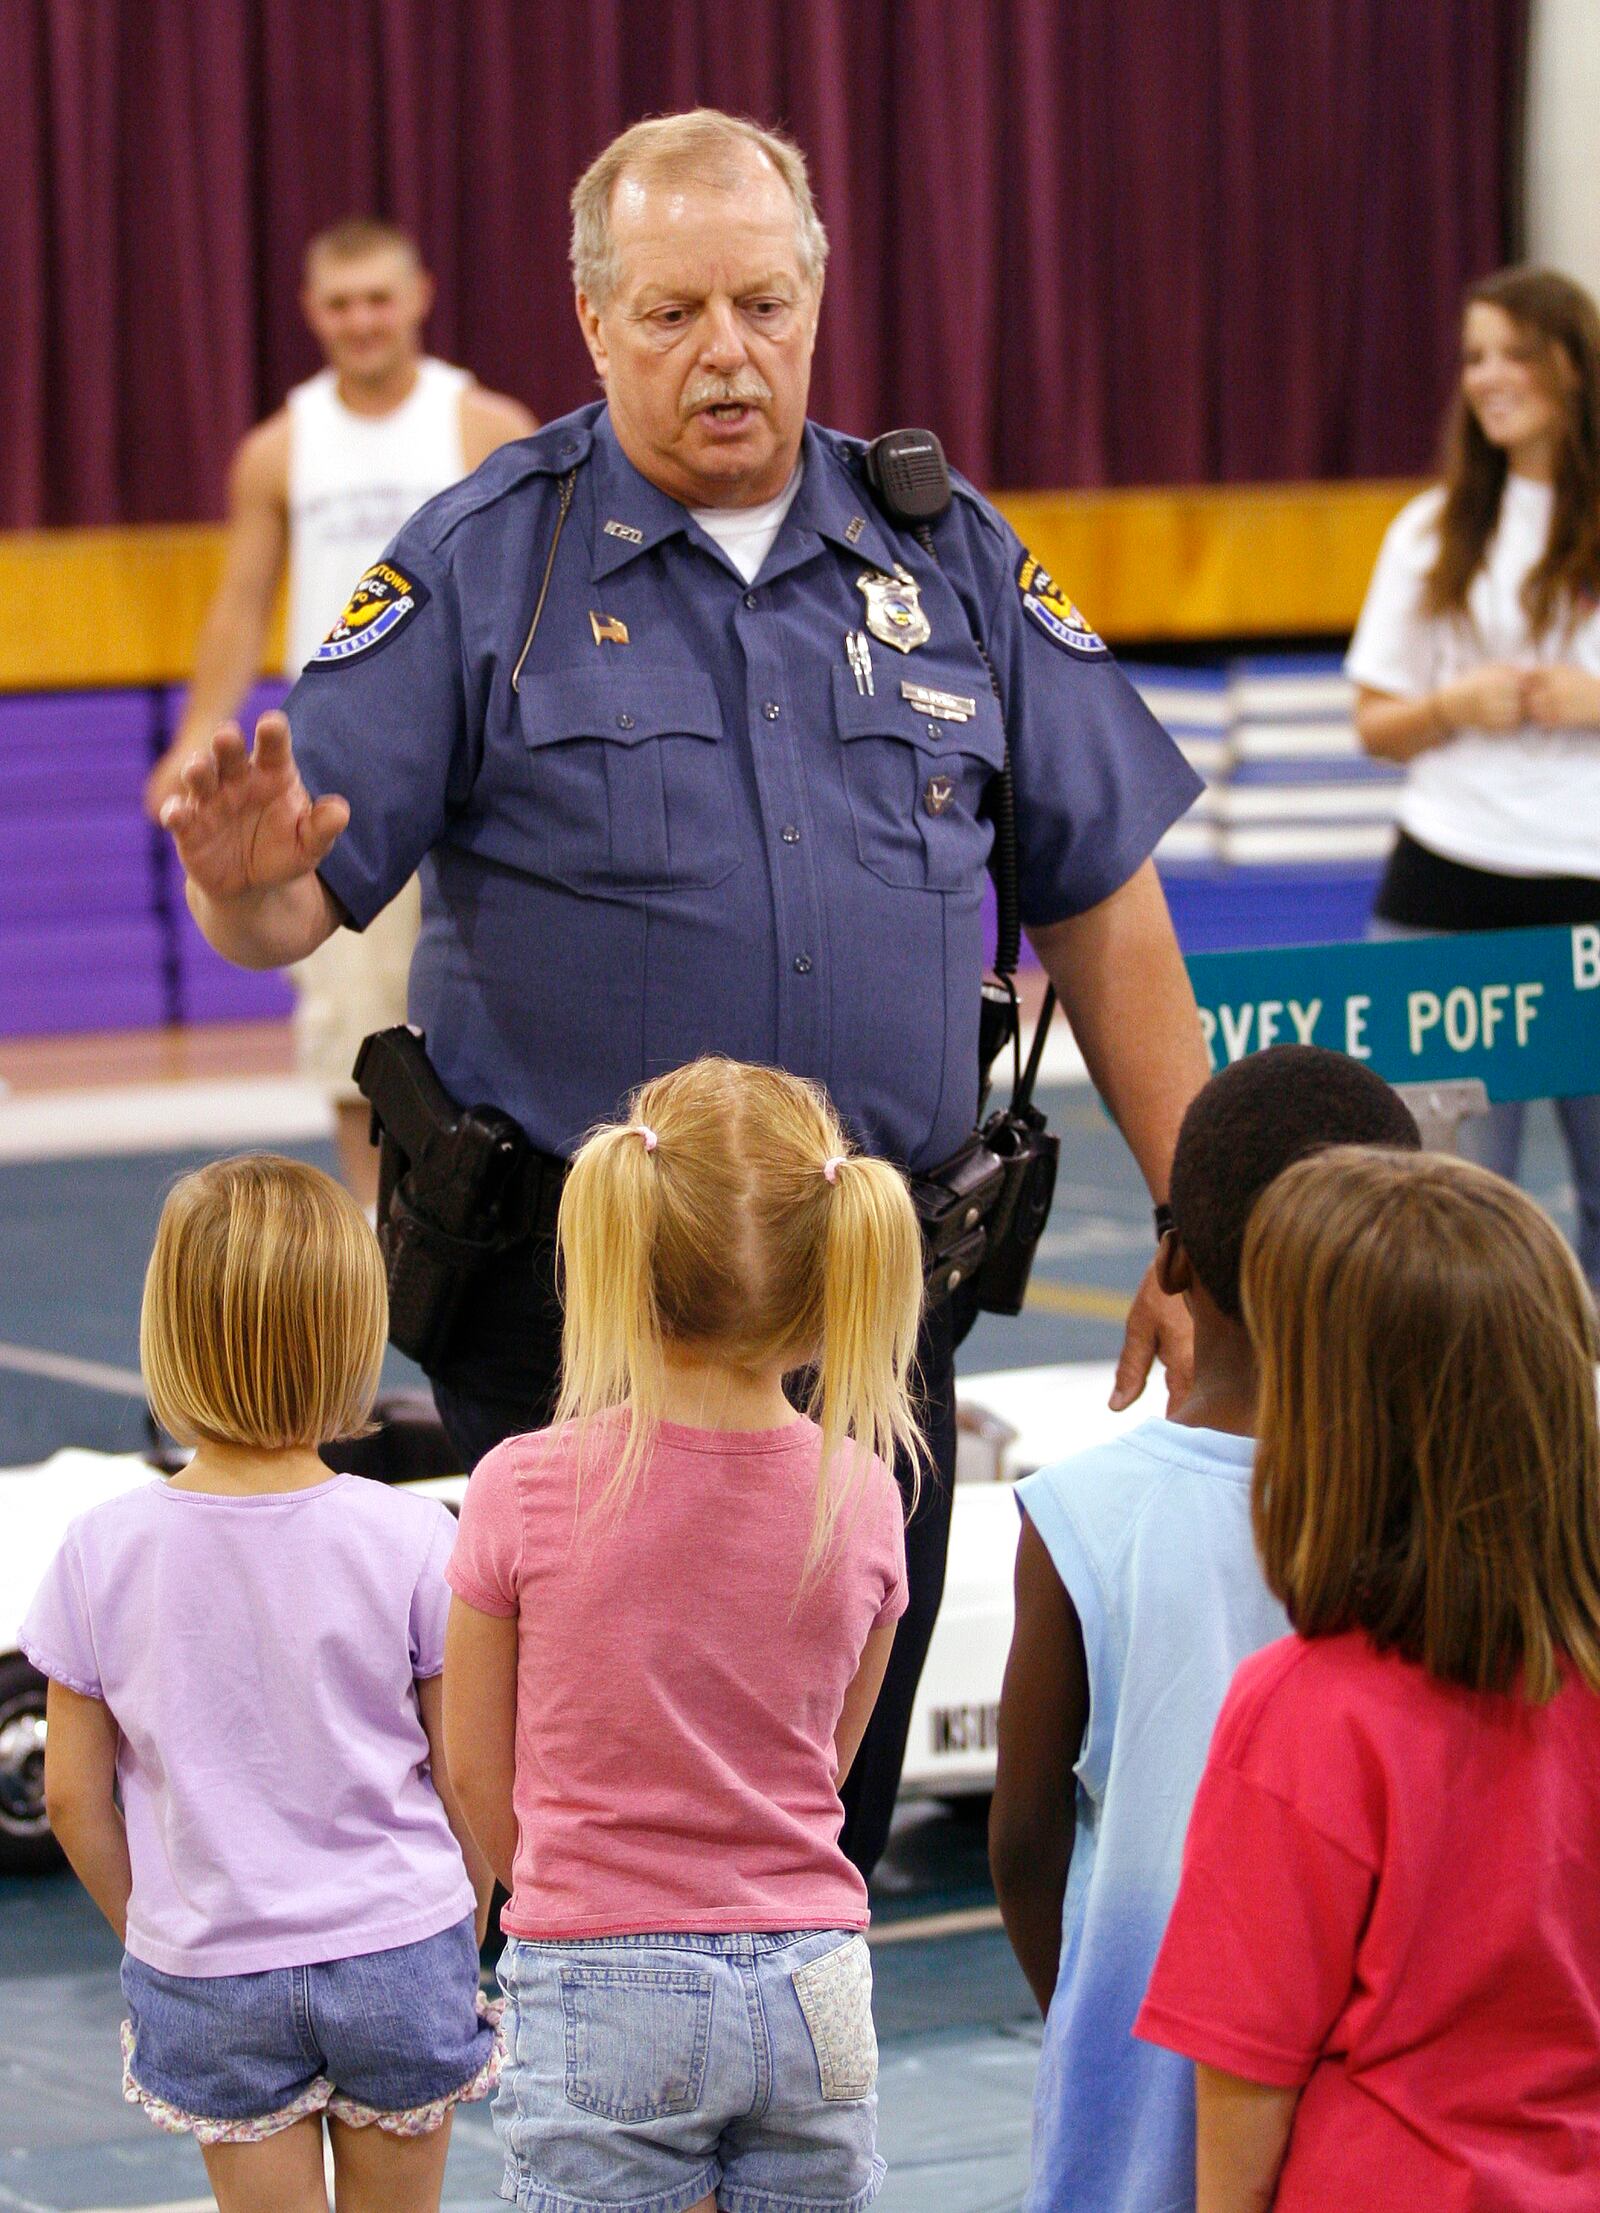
xmin=159 ymin=710 xmax=348 ymax=967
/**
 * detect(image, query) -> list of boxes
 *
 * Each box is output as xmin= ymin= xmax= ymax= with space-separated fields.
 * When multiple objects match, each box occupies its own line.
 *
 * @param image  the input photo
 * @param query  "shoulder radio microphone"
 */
xmin=861 ymin=429 xmax=1061 ymax=1320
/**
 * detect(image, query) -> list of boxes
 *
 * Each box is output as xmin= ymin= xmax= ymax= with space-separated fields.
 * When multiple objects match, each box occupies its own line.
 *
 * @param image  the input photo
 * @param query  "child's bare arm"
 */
xmin=833 ymin=1618 xmax=897 ymax=1787
xmin=43 ymin=1682 xmax=132 ymax=1940
xmin=417 ymin=1672 xmax=495 ymax=1943
xmin=1195 ymin=2064 xmax=1299 ymax=2212
xmin=442 ymin=1597 xmax=521 ymax=1893
xmin=989 ymin=1513 xmax=1087 ymax=2015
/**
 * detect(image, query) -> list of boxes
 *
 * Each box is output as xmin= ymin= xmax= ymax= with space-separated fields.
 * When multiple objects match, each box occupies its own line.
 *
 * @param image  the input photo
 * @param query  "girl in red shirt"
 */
xmin=1136 ymin=1145 xmax=1600 ymax=2213
xmin=442 ymin=1056 xmax=923 ymax=2213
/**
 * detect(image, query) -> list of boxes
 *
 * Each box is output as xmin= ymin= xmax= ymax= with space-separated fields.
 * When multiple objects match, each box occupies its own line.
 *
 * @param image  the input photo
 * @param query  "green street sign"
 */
xmin=1186 ymin=925 xmax=1600 ymax=1104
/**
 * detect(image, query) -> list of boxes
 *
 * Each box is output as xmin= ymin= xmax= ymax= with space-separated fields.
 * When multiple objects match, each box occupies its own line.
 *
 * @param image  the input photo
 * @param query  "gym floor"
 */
xmin=0 ymin=1025 xmax=1582 ymax=2208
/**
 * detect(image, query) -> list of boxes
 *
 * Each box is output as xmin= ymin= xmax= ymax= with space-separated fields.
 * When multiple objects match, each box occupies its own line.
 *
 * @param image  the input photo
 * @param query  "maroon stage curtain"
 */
xmin=0 ymin=0 xmax=1525 ymax=529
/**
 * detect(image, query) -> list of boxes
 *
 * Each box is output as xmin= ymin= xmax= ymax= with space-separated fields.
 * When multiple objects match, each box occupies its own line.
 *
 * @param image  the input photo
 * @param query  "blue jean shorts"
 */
xmin=120 ymin=1915 xmax=501 ymax=2144
xmin=495 ymin=1929 xmax=885 ymax=2213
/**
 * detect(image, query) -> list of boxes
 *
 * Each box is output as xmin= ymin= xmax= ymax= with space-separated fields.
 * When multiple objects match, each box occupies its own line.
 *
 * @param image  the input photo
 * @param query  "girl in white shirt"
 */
xmin=1346 ymin=265 xmax=1600 ymax=1291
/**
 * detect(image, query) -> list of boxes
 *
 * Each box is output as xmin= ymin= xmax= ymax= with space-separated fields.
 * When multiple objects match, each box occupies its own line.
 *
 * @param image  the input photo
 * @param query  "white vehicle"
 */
xmin=0 ymin=1364 xmax=1154 ymax=1873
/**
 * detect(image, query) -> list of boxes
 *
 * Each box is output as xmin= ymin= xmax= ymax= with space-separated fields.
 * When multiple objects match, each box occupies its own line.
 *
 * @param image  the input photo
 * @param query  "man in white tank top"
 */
xmin=145 ymin=219 xmax=535 ymax=1200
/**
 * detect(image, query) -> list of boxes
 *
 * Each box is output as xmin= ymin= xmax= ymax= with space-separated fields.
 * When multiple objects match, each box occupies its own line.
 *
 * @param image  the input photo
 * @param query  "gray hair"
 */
xmin=570 ymin=109 xmax=829 ymax=308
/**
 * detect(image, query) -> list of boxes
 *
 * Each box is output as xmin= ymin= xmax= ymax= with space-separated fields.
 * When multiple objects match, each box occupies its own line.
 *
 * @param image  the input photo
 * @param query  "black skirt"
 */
xmin=1374 ymin=829 xmax=1600 ymax=933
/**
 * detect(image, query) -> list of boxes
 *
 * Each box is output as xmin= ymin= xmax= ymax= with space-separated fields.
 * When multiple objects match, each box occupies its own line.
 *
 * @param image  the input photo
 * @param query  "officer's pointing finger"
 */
xmin=252 ymin=711 xmax=293 ymax=768
xmin=214 ymin=730 xmax=250 ymax=784
xmin=180 ymin=751 xmax=219 ymax=800
xmin=301 ymin=794 xmax=350 ymax=863
xmin=1108 ymin=1270 xmax=1161 ymax=1412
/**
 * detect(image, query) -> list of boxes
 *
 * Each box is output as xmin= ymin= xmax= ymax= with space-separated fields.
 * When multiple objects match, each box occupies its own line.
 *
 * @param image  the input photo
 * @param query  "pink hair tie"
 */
xmin=823 ymin=1154 xmax=848 ymax=1183
xmin=635 ymin=1124 xmax=659 ymax=1154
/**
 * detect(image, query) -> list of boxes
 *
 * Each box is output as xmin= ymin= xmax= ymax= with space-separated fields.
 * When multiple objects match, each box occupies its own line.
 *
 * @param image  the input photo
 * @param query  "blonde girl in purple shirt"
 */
xmin=24 ymin=1156 xmax=498 ymax=2213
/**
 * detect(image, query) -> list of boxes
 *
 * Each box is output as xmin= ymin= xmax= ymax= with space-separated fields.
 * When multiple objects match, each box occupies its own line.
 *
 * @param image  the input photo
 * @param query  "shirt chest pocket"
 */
xmin=832 ymin=664 xmax=1005 ymax=890
xmin=515 ymin=667 xmax=739 ymax=891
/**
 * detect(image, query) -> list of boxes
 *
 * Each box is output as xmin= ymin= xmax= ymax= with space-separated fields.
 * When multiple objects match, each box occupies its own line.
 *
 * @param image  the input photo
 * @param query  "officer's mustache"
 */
xmin=682 ymin=375 xmax=773 ymax=419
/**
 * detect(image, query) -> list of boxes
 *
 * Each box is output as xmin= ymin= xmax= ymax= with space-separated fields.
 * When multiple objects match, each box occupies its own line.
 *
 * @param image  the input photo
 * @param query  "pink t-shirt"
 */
xmin=1135 ymin=1632 xmax=1600 ymax=2212
xmin=446 ymin=1414 xmax=908 ymax=1939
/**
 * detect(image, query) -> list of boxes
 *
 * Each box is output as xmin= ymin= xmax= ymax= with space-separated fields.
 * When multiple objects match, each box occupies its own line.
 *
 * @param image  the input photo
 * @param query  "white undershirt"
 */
xmin=1345 ymin=474 xmax=1600 ymax=879
xmin=689 ymin=465 xmax=804 ymax=585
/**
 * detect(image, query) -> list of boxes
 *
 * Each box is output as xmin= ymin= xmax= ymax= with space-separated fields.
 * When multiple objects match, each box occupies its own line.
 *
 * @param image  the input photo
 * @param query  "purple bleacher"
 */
xmin=0 ymin=915 xmax=167 ymax=1034
xmin=0 ymin=691 xmax=168 ymax=1037
xmin=0 ymin=689 xmax=156 ymax=810
xmin=0 ymin=807 xmax=155 ymax=925
xmin=158 ymin=678 xmax=297 ymax=1024
xmin=159 ymin=676 xmax=292 ymax=739
xmin=167 ymin=866 xmax=296 ymax=1022
xmin=0 ymin=679 xmax=298 ymax=1038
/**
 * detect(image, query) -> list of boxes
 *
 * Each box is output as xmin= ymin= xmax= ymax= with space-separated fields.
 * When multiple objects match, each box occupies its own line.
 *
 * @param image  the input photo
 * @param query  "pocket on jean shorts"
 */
xmin=792 ymin=1935 xmax=878 ymax=2101
xmin=558 ymin=1963 xmax=714 ymax=2124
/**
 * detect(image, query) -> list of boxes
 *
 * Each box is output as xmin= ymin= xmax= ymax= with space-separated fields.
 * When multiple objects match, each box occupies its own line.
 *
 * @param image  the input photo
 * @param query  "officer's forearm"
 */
xmin=1027 ymin=860 xmax=1209 ymax=1203
xmin=185 ymin=871 xmax=341 ymax=970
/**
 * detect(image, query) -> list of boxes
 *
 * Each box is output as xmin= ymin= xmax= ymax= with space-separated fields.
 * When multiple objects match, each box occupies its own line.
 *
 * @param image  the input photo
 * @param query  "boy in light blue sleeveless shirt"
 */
xmin=990 ymin=1047 xmax=1421 ymax=2213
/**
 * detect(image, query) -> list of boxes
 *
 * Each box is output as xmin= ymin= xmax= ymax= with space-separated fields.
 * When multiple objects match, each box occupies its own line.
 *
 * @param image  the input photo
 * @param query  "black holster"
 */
xmin=911 ymin=1100 xmax=1059 ymax=1319
xmin=353 ymin=1026 xmax=551 ymax=1371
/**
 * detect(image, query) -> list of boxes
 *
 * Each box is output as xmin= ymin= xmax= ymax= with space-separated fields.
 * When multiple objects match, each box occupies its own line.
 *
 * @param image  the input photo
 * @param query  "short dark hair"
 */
xmin=1168 ymin=1046 xmax=1421 ymax=1318
xmin=303 ymin=218 xmax=420 ymax=281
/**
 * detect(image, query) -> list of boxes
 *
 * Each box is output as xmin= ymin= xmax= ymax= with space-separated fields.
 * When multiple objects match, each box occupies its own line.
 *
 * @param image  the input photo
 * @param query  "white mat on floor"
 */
xmin=0 ymin=1031 xmax=1089 ymax=1165
xmin=0 ymin=1077 xmax=333 ymax=1163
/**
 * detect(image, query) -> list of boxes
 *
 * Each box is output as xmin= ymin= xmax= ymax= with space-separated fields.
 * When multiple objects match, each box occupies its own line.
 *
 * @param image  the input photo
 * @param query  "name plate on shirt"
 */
xmin=900 ymin=680 xmax=977 ymax=722
xmin=1185 ymin=925 xmax=1600 ymax=1104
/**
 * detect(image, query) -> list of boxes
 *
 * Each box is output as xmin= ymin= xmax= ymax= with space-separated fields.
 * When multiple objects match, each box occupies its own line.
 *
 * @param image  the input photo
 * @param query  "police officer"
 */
xmin=162 ymin=109 xmax=1211 ymax=1882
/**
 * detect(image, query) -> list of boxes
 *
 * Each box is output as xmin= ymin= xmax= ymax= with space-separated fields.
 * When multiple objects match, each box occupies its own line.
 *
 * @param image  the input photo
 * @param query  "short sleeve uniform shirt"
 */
xmin=286 ymin=402 xmax=1200 ymax=1171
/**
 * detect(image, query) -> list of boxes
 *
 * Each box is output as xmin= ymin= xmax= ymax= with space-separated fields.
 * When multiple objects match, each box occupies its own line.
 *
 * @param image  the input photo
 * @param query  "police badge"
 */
xmin=856 ymin=565 xmax=930 ymax=653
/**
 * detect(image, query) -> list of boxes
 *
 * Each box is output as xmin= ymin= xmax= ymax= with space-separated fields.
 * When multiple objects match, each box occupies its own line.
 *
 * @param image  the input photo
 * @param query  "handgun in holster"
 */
xmin=352 ymin=1025 xmax=530 ymax=1370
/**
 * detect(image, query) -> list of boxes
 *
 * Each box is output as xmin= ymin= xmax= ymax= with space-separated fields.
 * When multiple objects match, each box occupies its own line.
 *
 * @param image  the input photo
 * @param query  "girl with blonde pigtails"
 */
xmin=443 ymin=1056 xmax=923 ymax=2213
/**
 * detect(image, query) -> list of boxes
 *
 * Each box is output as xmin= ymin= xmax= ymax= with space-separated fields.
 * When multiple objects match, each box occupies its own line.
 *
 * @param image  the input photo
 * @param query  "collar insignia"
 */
xmin=603 ymin=519 xmax=644 ymax=544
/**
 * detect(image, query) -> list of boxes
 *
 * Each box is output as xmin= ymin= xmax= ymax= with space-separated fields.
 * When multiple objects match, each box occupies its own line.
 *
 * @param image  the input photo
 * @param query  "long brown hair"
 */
xmin=1425 ymin=265 xmax=1600 ymax=638
xmin=555 ymin=1057 xmax=924 ymax=1577
xmin=1242 ymin=1148 xmax=1600 ymax=1701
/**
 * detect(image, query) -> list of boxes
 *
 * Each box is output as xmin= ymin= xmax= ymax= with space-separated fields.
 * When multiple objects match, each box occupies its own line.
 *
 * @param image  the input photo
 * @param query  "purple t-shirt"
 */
xmin=21 ymin=1474 xmax=474 ymax=1977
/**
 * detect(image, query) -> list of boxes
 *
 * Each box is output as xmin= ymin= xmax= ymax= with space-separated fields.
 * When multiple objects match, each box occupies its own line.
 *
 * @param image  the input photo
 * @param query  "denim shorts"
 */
xmin=495 ymin=1928 xmax=885 ymax=2213
xmin=120 ymin=1915 xmax=501 ymax=2144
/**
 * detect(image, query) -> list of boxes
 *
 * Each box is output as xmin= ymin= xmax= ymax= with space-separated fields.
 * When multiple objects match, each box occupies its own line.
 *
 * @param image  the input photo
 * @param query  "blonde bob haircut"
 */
xmin=570 ymin=108 xmax=829 ymax=308
xmin=555 ymin=1057 xmax=923 ymax=1574
xmin=141 ymin=1154 xmax=388 ymax=1451
xmin=1242 ymin=1147 xmax=1600 ymax=1702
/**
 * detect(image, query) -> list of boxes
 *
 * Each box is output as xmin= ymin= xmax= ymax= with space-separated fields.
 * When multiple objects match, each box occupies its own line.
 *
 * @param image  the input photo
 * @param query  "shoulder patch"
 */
xmin=308 ymin=562 xmax=430 ymax=668
xmin=1017 ymin=553 xmax=1106 ymax=656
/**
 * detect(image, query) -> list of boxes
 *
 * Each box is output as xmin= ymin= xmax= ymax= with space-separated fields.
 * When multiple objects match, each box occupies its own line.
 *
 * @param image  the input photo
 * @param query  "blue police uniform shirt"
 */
xmin=285 ymin=401 xmax=1200 ymax=1172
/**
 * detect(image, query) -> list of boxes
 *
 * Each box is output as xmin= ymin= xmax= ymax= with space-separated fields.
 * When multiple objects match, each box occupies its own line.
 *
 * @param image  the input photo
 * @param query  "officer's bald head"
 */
xmin=571 ymin=109 xmax=829 ymax=310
